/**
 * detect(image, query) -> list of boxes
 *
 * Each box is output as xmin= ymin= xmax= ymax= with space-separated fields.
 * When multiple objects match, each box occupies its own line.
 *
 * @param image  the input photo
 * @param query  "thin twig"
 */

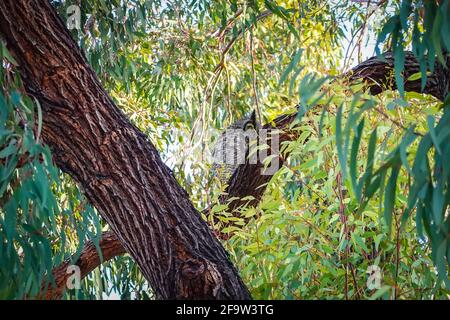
xmin=249 ymin=27 xmax=262 ymax=124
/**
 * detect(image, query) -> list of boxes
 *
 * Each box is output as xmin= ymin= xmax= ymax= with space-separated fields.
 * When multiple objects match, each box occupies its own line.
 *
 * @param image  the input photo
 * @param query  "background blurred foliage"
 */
xmin=0 ymin=0 xmax=449 ymax=299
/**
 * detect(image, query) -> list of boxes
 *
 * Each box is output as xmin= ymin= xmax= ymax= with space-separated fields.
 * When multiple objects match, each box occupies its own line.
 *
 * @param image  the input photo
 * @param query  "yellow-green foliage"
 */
xmin=1 ymin=0 xmax=449 ymax=299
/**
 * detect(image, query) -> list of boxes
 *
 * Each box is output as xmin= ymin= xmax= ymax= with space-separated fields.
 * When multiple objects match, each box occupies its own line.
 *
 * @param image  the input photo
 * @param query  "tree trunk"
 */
xmin=0 ymin=0 xmax=250 ymax=300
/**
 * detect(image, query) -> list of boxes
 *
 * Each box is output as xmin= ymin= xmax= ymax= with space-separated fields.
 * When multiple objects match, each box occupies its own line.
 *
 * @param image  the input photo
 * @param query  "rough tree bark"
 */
xmin=43 ymin=47 xmax=450 ymax=299
xmin=349 ymin=51 xmax=449 ymax=101
xmin=0 ymin=0 xmax=250 ymax=299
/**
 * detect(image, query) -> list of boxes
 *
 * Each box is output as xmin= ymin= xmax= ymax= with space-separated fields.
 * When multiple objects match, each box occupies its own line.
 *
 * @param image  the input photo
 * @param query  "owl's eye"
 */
xmin=244 ymin=122 xmax=255 ymax=131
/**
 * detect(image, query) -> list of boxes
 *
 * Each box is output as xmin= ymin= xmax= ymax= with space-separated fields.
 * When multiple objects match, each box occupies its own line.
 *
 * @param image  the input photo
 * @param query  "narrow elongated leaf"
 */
xmin=384 ymin=164 xmax=400 ymax=233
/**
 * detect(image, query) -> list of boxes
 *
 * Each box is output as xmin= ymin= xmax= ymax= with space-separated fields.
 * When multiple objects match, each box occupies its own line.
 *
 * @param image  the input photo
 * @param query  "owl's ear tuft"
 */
xmin=249 ymin=110 xmax=256 ymax=125
xmin=250 ymin=110 xmax=261 ymax=129
xmin=243 ymin=110 xmax=257 ymax=131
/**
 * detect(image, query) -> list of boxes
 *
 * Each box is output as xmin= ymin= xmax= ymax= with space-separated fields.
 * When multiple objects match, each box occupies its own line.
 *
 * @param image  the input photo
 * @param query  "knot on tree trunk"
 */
xmin=176 ymin=258 xmax=224 ymax=299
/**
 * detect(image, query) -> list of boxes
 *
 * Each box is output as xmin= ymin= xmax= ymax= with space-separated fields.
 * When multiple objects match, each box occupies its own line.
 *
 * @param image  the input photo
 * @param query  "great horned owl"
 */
xmin=211 ymin=111 xmax=260 ymax=185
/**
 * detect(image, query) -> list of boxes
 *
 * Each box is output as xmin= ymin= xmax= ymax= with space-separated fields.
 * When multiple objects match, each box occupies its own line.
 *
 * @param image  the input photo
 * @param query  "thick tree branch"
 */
xmin=348 ymin=51 xmax=449 ymax=101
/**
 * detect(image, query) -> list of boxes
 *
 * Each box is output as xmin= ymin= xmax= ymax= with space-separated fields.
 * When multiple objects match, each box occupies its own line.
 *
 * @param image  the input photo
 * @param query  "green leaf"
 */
xmin=0 ymin=140 xmax=17 ymax=158
xmin=1 ymin=45 xmax=18 ymax=66
xmin=4 ymin=199 xmax=18 ymax=241
xmin=399 ymin=126 xmax=417 ymax=173
xmin=394 ymin=45 xmax=405 ymax=98
xmin=279 ymin=49 xmax=303 ymax=86
xmin=431 ymin=179 xmax=444 ymax=225
xmin=406 ymin=72 xmax=422 ymax=82
xmin=399 ymin=0 xmax=412 ymax=31
xmin=376 ymin=17 xmax=397 ymax=54
xmin=432 ymin=11 xmax=446 ymax=66
xmin=427 ymin=115 xmax=441 ymax=155
xmin=360 ymin=128 xmax=377 ymax=198
xmin=351 ymin=233 xmax=369 ymax=253
xmin=336 ymin=104 xmax=347 ymax=179
xmin=384 ymin=164 xmax=400 ymax=233
xmin=369 ymin=285 xmax=391 ymax=300
xmin=350 ymin=118 xmax=365 ymax=200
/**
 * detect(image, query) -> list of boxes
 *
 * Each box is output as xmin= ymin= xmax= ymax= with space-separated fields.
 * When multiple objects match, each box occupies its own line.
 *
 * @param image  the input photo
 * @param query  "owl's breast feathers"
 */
xmin=211 ymin=112 xmax=260 ymax=185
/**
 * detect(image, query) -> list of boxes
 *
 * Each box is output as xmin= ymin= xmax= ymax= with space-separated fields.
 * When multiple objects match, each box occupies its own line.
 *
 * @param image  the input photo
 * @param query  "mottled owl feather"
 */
xmin=211 ymin=111 xmax=260 ymax=185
